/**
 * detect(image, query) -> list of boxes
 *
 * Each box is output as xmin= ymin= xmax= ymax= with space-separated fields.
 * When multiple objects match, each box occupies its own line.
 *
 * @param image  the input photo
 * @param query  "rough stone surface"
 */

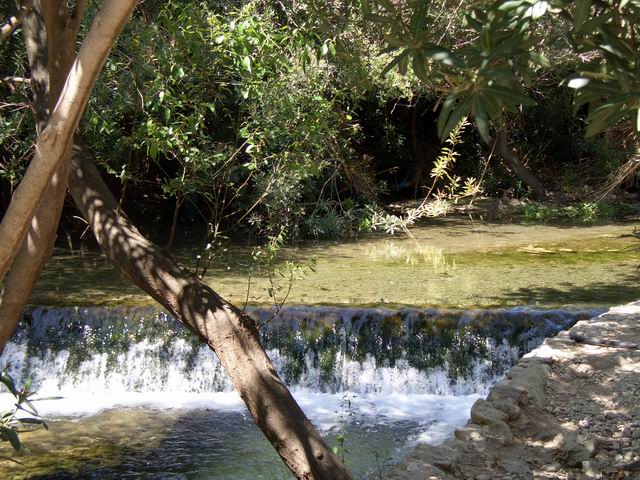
xmin=385 ymin=301 xmax=640 ymax=480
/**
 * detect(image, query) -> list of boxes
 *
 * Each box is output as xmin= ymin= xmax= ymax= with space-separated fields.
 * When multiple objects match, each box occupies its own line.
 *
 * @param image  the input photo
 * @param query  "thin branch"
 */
xmin=1 ymin=76 xmax=30 ymax=84
xmin=0 ymin=8 xmax=25 ymax=43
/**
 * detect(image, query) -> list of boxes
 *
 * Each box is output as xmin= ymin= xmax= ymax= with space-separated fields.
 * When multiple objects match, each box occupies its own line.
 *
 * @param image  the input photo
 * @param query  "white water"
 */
xmin=0 ymin=304 xmax=598 ymax=464
xmin=0 ymin=333 xmax=490 ymax=442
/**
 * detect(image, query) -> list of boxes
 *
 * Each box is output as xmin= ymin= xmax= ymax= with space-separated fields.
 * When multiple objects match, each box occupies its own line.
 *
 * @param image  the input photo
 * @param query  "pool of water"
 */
xmin=32 ymin=218 xmax=640 ymax=308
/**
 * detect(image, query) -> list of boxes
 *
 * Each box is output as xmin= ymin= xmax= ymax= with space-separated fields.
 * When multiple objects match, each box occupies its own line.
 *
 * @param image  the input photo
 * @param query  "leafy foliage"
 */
xmin=0 ymin=368 xmax=49 ymax=460
xmin=366 ymin=0 xmax=640 ymax=142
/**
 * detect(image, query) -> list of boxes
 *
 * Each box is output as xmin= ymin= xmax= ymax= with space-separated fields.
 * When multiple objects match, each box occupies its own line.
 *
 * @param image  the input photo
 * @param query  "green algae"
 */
xmin=31 ymin=219 xmax=640 ymax=309
xmin=0 ymin=409 xmax=170 ymax=479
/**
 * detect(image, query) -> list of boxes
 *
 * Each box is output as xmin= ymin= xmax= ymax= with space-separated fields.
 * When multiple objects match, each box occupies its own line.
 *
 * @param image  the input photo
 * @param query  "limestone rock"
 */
xmin=560 ymin=432 xmax=597 ymax=467
xmin=455 ymin=424 xmax=484 ymax=442
xmin=490 ymin=398 xmax=521 ymax=421
xmin=470 ymin=399 xmax=508 ymax=426
xmin=483 ymin=420 xmax=513 ymax=445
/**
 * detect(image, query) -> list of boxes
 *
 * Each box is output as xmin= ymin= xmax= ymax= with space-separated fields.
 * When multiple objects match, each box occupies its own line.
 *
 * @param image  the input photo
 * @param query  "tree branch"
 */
xmin=0 ymin=1 xmax=78 ymax=352
xmin=0 ymin=0 xmax=137 ymax=284
xmin=492 ymin=129 xmax=547 ymax=200
xmin=0 ymin=9 xmax=25 ymax=42
xmin=67 ymin=139 xmax=353 ymax=480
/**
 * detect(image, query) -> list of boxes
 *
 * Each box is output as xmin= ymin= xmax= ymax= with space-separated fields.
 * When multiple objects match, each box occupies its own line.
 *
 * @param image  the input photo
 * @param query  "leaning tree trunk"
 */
xmin=0 ymin=0 xmax=137 ymax=283
xmin=492 ymin=129 xmax=547 ymax=200
xmin=0 ymin=0 xmax=129 ymax=347
xmin=67 ymin=140 xmax=352 ymax=480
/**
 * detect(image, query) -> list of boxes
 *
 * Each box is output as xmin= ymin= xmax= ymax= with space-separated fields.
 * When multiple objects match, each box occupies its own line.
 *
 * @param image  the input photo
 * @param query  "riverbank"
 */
xmin=386 ymin=301 xmax=640 ymax=480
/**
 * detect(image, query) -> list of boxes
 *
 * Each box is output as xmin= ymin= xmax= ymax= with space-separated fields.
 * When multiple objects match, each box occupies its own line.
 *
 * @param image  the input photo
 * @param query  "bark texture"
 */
xmin=0 ymin=0 xmax=100 ymax=351
xmin=0 ymin=0 xmax=136 ymax=283
xmin=493 ymin=130 xmax=547 ymax=200
xmin=68 ymin=143 xmax=352 ymax=480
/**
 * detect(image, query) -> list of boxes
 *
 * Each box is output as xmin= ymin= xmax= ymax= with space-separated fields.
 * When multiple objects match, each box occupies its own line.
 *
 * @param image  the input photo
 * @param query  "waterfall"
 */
xmin=1 ymin=305 xmax=598 ymax=411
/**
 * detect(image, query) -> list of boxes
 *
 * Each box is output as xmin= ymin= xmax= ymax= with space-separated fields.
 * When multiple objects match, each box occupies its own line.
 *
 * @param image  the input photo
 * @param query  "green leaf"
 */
xmin=364 ymin=13 xmax=395 ymax=25
xmin=439 ymin=102 xmax=468 ymax=141
xmin=412 ymin=51 xmax=429 ymax=82
xmin=475 ymin=114 xmax=491 ymax=143
xmin=498 ymin=0 xmax=526 ymax=11
xmin=412 ymin=5 xmax=428 ymax=37
xmin=437 ymin=95 xmax=457 ymax=139
xmin=463 ymin=14 xmax=483 ymax=31
xmin=381 ymin=50 xmax=409 ymax=77
xmin=476 ymin=94 xmax=502 ymax=119
xmin=384 ymin=34 xmax=406 ymax=48
xmin=0 ymin=372 xmax=18 ymax=397
xmin=320 ymin=43 xmax=329 ymax=56
xmin=585 ymin=103 xmax=626 ymax=137
xmin=242 ymin=56 xmax=252 ymax=73
xmin=0 ymin=426 xmax=21 ymax=451
xmin=422 ymin=45 xmax=464 ymax=68
xmin=637 ymin=108 xmax=640 ymax=132
xmin=529 ymin=51 xmax=550 ymax=67
xmin=18 ymin=418 xmax=48 ymax=430
xmin=398 ymin=52 xmax=409 ymax=76
xmin=483 ymin=85 xmax=537 ymax=107
xmin=574 ymin=0 xmax=591 ymax=31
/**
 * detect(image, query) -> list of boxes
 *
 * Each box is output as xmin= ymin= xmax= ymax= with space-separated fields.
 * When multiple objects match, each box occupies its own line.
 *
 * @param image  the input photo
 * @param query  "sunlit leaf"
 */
xmin=530 ymin=1 xmax=549 ymax=20
xmin=423 ymin=45 xmax=464 ymax=68
xmin=567 ymin=77 xmax=590 ymax=89
xmin=475 ymin=114 xmax=491 ymax=143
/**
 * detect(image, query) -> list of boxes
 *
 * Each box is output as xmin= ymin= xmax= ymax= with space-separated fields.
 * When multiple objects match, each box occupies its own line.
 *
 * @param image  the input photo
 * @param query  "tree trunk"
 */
xmin=493 ymin=129 xmax=547 ymax=200
xmin=0 ymin=0 xmax=86 ymax=349
xmin=68 ymin=141 xmax=352 ymax=480
xmin=0 ymin=0 xmax=137 ymax=283
xmin=0 ymin=0 xmax=127 ymax=350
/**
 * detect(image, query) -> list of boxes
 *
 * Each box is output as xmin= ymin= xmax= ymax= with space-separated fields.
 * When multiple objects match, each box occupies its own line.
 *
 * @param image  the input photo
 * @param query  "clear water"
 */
xmin=32 ymin=219 xmax=640 ymax=308
xmin=3 ymin=219 xmax=635 ymax=477
xmin=0 ymin=305 xmax=600 ymax=479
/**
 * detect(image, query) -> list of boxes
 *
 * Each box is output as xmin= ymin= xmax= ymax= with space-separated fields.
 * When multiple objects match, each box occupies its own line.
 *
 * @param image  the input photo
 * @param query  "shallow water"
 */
xmin=33 ymin=218 xmax=640 ymax=308
xmin=0 ymin=401 xmax=478 ymax=480
xmin=6 ymin=218 xmax=638 ymax=478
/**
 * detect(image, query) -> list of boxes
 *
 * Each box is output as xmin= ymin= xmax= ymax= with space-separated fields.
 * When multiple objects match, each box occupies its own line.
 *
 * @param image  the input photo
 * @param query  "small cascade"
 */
xmin=2 ymin=305 xmax=599 ymax=403
xmin=0 ymin=305 xmax=602 ymax=479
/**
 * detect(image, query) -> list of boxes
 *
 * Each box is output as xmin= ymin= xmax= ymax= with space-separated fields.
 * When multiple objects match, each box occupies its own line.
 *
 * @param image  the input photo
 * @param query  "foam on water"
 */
xmin=0 ymin=305 xmax=599 ymax=450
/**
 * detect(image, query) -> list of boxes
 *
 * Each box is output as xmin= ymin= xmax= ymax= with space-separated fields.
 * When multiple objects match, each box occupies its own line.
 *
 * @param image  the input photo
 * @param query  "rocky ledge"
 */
xmin=386 ymin=302 xmax=640 ymax=480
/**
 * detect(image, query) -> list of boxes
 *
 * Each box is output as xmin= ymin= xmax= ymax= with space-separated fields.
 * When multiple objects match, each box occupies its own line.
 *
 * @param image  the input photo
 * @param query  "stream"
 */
xmin=1 ymin=219 xmax=638 ymax=478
